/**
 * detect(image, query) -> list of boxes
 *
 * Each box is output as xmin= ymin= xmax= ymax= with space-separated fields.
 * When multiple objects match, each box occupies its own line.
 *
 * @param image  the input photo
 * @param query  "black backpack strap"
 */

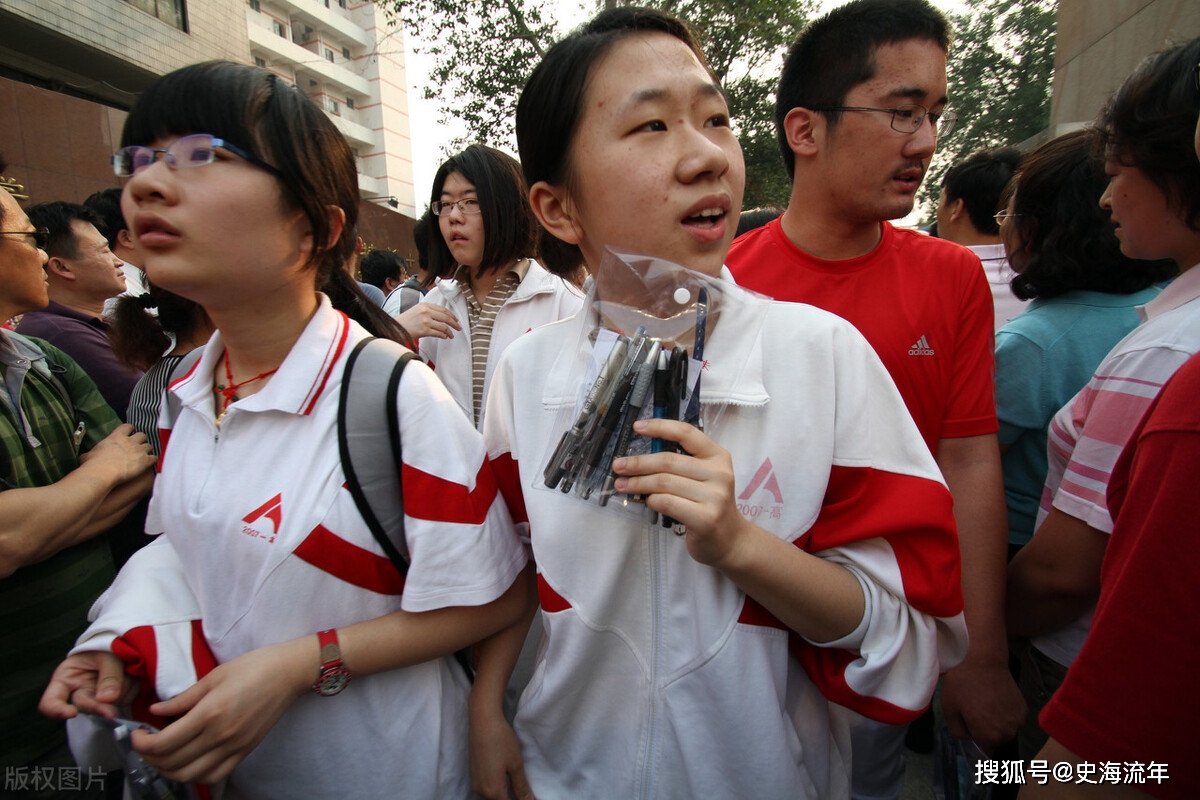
xmin=339 ymin=337 xmax=474 ymax=682
xmin=338 ymin=337 xmax=416 ymax=571
xmin=164 ymin=347 xmax=206 ymax=431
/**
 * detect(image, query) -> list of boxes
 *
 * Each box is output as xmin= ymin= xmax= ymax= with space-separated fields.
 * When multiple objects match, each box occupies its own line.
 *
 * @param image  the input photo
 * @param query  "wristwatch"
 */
xmin=312 ymin=628 xmax=352 ymax=696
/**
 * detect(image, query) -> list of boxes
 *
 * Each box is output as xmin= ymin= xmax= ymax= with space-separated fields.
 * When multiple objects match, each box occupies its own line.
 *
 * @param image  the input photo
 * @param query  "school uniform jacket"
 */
xmin=69 ymin=297 xmax=526 ymax=800
xmin=420 ymin=260 xmax=584 ymax=428
xmin=482 ymin=276 xmax=968 ymax=799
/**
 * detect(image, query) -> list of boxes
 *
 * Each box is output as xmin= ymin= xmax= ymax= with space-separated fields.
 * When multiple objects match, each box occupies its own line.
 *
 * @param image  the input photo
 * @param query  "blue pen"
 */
xmin=650 ymin=349 xmax=670 ymax=454
xmin=683 ymin=287 xmax=707 ymax=431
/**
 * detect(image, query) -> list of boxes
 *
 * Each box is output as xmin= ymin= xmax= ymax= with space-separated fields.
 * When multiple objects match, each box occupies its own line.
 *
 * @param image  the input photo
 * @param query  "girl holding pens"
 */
xmin=471 ymin=8 xmax=969 ymax=799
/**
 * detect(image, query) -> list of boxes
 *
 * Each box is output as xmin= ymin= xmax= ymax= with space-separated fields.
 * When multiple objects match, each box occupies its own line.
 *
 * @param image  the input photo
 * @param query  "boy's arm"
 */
xmin=937 ymin=433 xmax=1026 ymax=754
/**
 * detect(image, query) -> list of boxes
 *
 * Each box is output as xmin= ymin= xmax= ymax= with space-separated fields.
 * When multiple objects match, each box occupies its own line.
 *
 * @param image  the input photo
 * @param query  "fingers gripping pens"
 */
xmin=541 ymin=286 xmax=708 ymax=524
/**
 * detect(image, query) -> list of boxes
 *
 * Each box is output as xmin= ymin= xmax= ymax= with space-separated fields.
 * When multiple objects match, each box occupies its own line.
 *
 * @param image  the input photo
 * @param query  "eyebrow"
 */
xmin=624 ymin=80 xmax=726 ymax=111
xmin=887 ymin=85 xmax=949 ymax=107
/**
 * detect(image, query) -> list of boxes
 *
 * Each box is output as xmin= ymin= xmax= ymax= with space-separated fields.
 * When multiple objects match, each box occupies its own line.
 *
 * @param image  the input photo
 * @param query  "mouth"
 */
xmin=681 ymin=197 xmax=731 ymax=243
xmin=133 ymin=214 xmax=181 ymax=247
xmin=893 ymin=165 xmax=925 ymax=192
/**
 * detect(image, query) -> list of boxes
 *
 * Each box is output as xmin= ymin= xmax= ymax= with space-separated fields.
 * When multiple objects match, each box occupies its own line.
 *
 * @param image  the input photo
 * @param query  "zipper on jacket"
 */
xmin=639 ymin=520 xmax=663 ymax=799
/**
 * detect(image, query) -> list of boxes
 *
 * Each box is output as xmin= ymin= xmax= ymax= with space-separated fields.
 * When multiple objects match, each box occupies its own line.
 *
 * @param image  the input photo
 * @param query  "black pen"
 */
xmin=650 ymin=349 xmax=670 ymax=454
xmin=660 ymin=346 xmax=687 ymax=529
xmin=545 ymin=336 xmax=629 ymax=489
xmin=600 ymin=342 xmax=660 ymax=505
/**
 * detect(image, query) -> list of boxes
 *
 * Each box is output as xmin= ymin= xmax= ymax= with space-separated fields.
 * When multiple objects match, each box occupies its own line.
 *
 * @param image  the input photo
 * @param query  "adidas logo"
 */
xmin=908 ymin=335 xmax=935 ymax=356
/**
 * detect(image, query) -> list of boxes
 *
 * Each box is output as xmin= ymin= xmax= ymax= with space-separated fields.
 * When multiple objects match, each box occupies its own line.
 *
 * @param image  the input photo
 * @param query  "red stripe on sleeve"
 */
xmin=791 ymin=642 xmax=924 ymax=725
xmin=537 ymin=573 xmax=572 ymax=612
xmin=294 ymin=524 xmax=406 ymax=595
xmin=491 ymin=452 xmax=528 ymax=526
xmin=737 ymin=596 xmax=787 ymax=630
xmin=402 ymin=458 xmax=499 ymax=524
xmin=113 ymin=626 xmax=175 ymax=730
xmin=156 ymin=428 xmax=170 ymax=472
xmin=190 ymin=619 xmax=218 ymax=679
xmin=799 ymin=465 xmax=962 ymax=618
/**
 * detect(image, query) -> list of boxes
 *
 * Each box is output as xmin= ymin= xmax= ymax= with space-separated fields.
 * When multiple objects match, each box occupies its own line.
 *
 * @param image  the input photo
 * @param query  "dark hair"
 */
xmin=82 ymin=187 xmax=128 ymax=249
xmin=121 ymin=61 xmax=405 ymax=342
xmin=775 ymin=0 xmax=950 ymax=179
xmin=1008 ymin=129 xmax=1177 ymax=301
xmin=1095 ymin=38 xmax=1200 ymax=233
xmin=736 ymin=206 xmax=784 ymax=237
xmin=516 ymin=6 xmax=710 ymax=274
xmin=360 ymin=248 xmax=404 ymax=290
xmin=413 ymin=208 xmax=432 ymax=278
xmin=427 ymin=144 xmax=537 ymax=283
xmin=941 ymin=147 xmax=1023 ymax=235
xmin=27 ymin=201 xmax=103 ymax=259
xmin=110 ymin=282 xmax=210 ymax=371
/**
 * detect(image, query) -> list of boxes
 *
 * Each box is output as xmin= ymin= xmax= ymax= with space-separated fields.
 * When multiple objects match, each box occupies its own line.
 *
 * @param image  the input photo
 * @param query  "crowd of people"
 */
xmin=1 ymin=0 xmax=1197 ymax=798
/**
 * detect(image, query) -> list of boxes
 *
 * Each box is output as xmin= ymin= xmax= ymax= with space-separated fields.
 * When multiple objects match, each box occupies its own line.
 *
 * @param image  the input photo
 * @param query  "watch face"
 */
xmin=314 ymin=667 xmax=352 ymax=696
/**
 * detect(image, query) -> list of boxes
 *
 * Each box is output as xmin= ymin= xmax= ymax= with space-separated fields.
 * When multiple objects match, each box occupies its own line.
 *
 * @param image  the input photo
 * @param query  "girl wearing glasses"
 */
xmin=401 ymin=145 xmax=583 ymax=430
xmin=39 ymin=61 xmax=532 ymax=799
xmin=469 ymin=8 xmax=967 ymax=799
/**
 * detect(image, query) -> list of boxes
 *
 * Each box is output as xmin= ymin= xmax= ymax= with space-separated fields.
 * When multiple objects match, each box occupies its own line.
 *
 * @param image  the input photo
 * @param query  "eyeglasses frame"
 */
xmin=809 ymin=103 xmax=958 ymax=138
xmin=430 ymin=198 xmax=483 ymax=217
xmin=113 ymin=133 xmax=284 ymax=179
xmin=0 ymin=227 xmax=50 ymax=250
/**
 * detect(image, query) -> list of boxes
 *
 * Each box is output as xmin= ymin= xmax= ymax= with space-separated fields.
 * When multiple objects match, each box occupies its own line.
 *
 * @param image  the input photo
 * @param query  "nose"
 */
xmin=905 ymin=115 xmax=938 ymax=157
xmin=1099 ymin=180 xmax=1113 ymax=211
xmin=124 ymin=155 xmax=173 ymax=206
xmin=677 ymin=124 xmax=732 ymax=184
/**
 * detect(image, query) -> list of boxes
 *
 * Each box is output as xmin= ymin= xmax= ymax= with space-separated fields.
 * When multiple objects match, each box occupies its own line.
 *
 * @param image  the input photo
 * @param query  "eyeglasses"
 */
xmin=430 ymin=198 xmax=482 ymax=216
xmin=810 ymin=103 xmax=958 ymax=138
xmin=113 ymin=133 xmax=282 ymax=178
xmin=994 ymin=211 xmax=1020 ymax=226
xmin=0 ymin=227 xmax=49 ymax=250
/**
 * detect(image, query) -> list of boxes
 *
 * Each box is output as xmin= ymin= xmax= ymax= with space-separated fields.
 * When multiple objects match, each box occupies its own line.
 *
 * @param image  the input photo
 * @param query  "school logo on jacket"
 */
xmin=737 ymin=458 xmax=784 ymax=521
xmin=242 ymin=494 xmax=283 ymax=544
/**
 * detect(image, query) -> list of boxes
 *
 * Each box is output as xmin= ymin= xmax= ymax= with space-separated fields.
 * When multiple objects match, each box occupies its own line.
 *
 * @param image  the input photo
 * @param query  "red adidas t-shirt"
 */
xmin=728 ymin=219 xmax=997 ymax=453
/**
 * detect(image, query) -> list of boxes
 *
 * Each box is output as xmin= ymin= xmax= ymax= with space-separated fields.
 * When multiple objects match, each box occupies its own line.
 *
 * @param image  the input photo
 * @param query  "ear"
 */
xmin=116 ymin=228 xmax=137 ymax=252
xmin=529 ymin=181 xmax=581 ymax=246
xmin=948 ymin=197 xmax=966 ymax=223
xmin=327 ymin=206 xmax=347 ymax=250
xmin=44 ymin=256 xmax=75 ymax=282
xmin=783 ymin=106 xmax=821 ymax=158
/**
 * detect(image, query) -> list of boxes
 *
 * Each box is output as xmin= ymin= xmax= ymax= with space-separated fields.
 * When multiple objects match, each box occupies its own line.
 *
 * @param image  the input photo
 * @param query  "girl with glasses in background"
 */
xmin=399 ymin=145 xmax=583 ymax=430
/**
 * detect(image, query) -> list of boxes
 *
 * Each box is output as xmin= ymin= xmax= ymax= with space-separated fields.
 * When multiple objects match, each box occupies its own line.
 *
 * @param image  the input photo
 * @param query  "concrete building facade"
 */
xmin=0 ymin=0 xmax=416 ymax=252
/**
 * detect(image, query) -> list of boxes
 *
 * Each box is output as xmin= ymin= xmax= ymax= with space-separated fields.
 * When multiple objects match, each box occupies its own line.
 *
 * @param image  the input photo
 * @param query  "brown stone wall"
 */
xmin=0 ymin=75 xmax=125 ymax=205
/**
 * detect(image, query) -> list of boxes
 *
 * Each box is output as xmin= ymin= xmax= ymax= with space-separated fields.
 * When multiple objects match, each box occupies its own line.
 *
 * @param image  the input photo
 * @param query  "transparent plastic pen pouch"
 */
xmin=537 ymin=248 xmax=765 ymax=521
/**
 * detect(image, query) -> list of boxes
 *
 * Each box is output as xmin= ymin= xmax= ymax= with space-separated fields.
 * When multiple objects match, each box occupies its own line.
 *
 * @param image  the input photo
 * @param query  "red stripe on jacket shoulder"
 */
xmin=401 ymin=458 xmax=499 ymax=525
xmin=294 ymin=524 xmax=406 ymax=594
xmin=801 ymin=465 xmax=962 ymax=618
xmin=792 ymin=643 xmax=924 ymax=725
xmin=491 ymin=453 xmax=528 ymax=526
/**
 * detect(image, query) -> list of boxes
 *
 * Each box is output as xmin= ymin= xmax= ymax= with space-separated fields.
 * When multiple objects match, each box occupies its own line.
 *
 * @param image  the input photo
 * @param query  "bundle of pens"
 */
xmin=540 ymin=249 xmax=726 ymax=521
xmin=542 ymin=300 xmax=705 ymax=517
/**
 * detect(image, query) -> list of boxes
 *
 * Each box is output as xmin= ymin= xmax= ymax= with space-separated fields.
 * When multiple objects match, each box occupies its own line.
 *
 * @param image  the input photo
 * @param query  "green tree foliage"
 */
xmin=381 ymin=0 xmax=814 ymax=209
xmin=920 ymin=0 xmax=1057 ymax=222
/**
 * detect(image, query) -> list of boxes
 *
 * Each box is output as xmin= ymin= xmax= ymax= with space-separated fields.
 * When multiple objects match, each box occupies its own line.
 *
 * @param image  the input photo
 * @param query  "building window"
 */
xmin=248 ymin=0 xmax=260 ymax=11
xmin=346 ymin=97 xmax=355 ymax=109
xmin=328 ymin=99 xmax=340 ymax=115
xmin=254 ymin=56 xmax=266 ymax=67
xmin=342 ymin=46 xmax=350 ymax=60
xmin=339 ymin=0 xmax=347 ymax=7
xmin=325 ymin=48 xmax=335 ymax=62
xmin=124 ymin=0 xmax=188 ymax=31
xmin=273 ymin=19 xmax=285 ymax=37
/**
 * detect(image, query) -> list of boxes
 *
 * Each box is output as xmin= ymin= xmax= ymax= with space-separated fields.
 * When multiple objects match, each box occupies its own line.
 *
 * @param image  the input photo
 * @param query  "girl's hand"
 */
xmin=395 ymin=303 xmax=462 ymax=340
xmin=469 ymin=708 xmax=534 ymax=800
xmin=612 ymin=418 xmax=752 ymax=568
xmin=131 ymin=638 xmax=311 ymax=784
xmin=39 ymin=651 xmax=138 ymax=720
